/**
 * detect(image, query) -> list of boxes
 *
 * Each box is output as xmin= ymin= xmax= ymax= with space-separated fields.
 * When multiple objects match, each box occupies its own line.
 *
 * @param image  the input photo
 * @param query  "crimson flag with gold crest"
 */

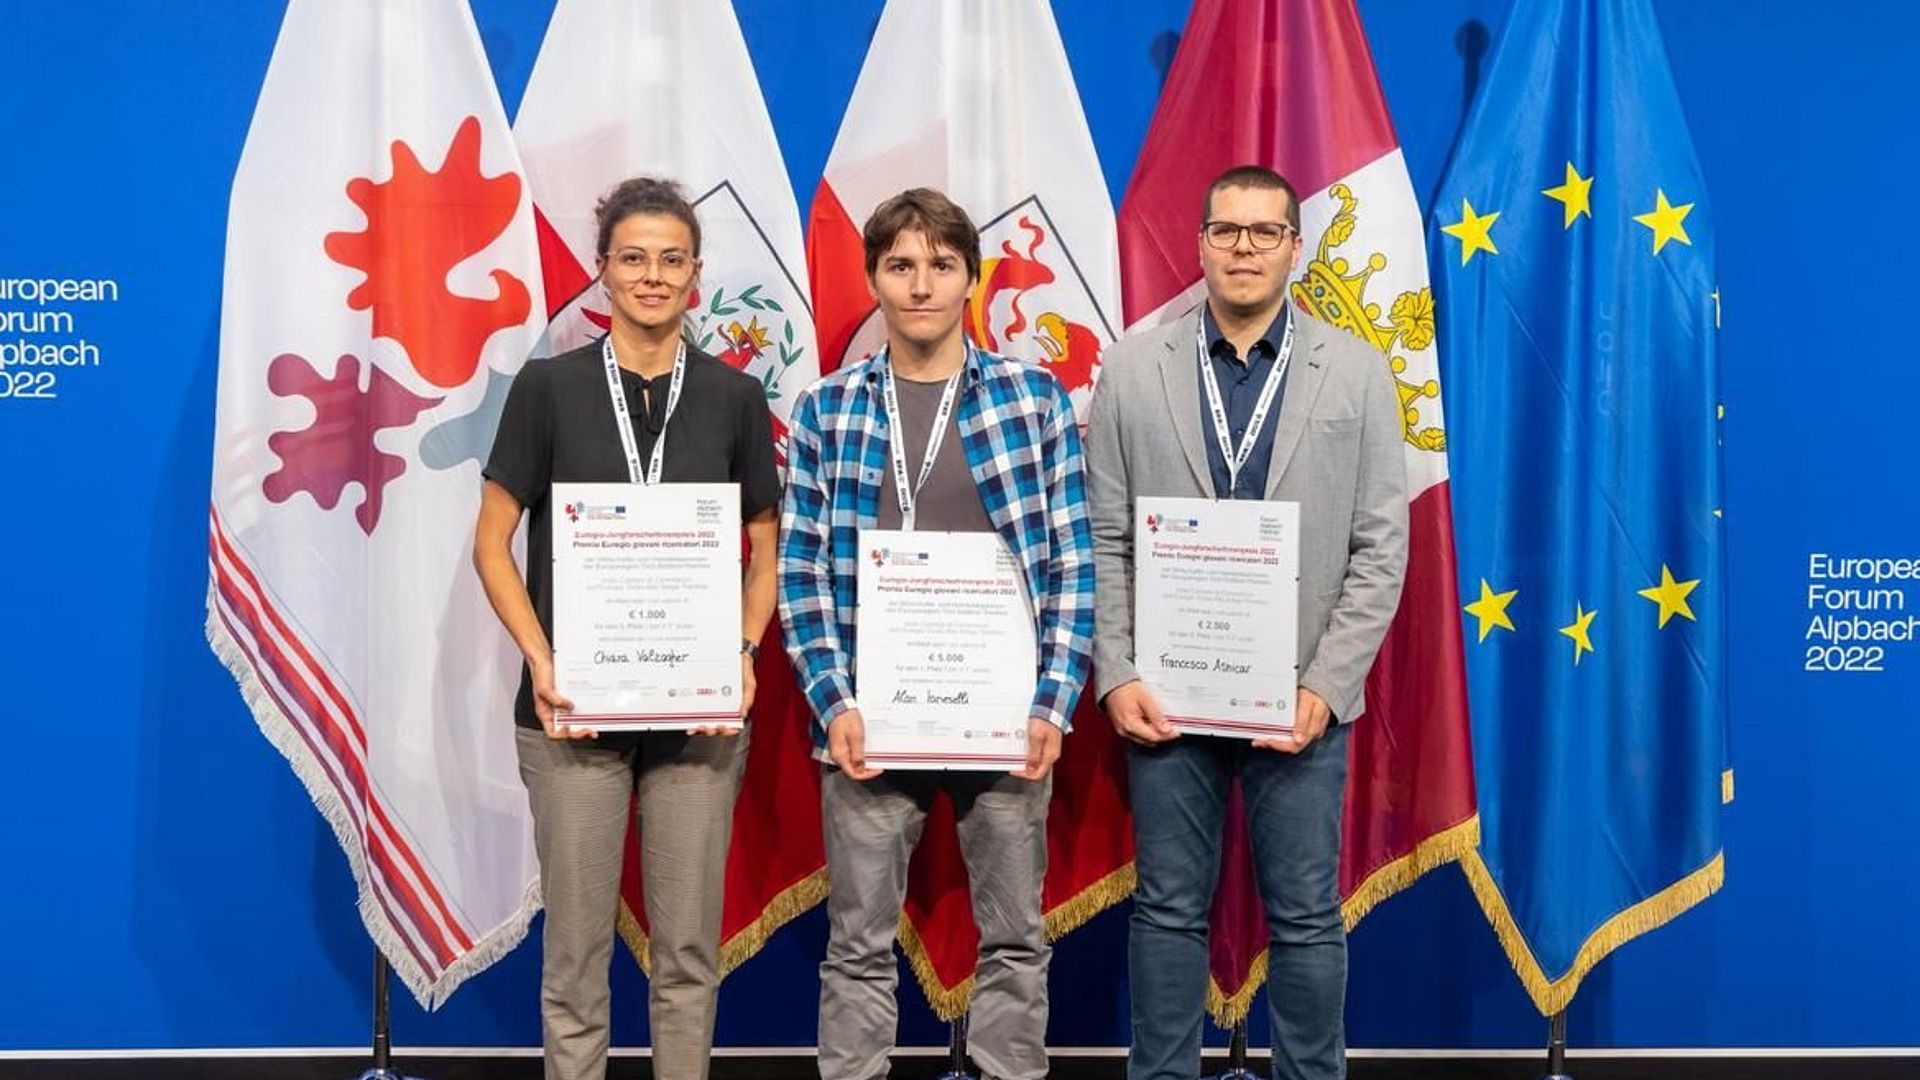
xmin=1117 ymin=0 xmax=1478 ymax=1025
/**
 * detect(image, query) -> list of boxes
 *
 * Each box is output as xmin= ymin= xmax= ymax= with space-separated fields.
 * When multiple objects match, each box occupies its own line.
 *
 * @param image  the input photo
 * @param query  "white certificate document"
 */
xmin=1135 ymin=496 xmax=1300 ymax=739
xmin=550 ymin=482 xmax=741 ymax=732
xmin=856 ymin=530 xmax=1038 ymax=770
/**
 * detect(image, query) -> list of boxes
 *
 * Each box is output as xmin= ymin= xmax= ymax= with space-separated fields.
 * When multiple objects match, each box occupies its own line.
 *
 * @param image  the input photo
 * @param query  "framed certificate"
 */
xmin=550 ymin=482 xmax=742 ymax=732
xmin=855 ymin=529 xmax=1038 ymax=770
xmin=1134 ymin=496 xmax=1300 ymax=739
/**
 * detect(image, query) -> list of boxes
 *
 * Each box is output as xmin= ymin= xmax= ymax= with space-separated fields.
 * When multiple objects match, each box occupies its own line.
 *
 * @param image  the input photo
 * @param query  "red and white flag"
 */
xmin=806 ymin=0 xmax=1133 ymax=1017
xmin=512 ymin=0 xmax=827 ymax=979
xmin=209 ymin=0 xmax=547 ymax=1006
xmin=1117 ymin=0 xmax=1477 ymax=1024
xmin=809 ymin=0 xmax=1121 ymax=414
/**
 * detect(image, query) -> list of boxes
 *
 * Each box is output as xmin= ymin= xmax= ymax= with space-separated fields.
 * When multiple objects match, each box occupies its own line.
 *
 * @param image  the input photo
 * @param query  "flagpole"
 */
xmin=934 ymin=1012 xmax=973 ymax=1079
xmin=1206 ymin=1018 xmax=1258 ymax=1080
xmin=1543 ymin=1009 xmax=1573 ymax=1080
xmin=354 ymin=950 xmax=419 ymax=1080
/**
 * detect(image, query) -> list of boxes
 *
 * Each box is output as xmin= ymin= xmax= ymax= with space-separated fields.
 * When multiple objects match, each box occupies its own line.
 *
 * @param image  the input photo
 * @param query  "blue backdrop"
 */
xmin=2 ymin=0 xmax=1915 ymax=1052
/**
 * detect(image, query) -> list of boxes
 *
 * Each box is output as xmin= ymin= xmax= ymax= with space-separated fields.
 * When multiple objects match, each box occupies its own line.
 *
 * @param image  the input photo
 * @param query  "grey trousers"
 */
xmin=818 ymin=766 xmax=1053 ymax=1080
xmin=515 ymin=727 xmax=747 ymax=1080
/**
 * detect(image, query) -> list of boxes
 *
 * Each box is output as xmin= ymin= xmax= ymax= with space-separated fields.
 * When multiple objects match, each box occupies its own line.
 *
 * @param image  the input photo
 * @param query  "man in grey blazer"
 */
xmin=1085 ymin=166 xmax=1408 ymax=1080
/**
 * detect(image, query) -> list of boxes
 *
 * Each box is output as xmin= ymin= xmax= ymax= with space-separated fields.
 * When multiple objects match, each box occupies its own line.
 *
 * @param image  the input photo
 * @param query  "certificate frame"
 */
xmin=550 ymin=481 xmax=742 ymax=732
xmin=855 ymin=529 xmax=1038 ymax=770
xmin=1134 ymin=496 xmax=1300 ymax=739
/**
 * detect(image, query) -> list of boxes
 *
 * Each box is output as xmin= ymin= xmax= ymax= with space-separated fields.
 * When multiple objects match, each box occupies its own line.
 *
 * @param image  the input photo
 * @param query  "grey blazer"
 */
xmin=1084 ymin=306 xmax=1409 ymax=724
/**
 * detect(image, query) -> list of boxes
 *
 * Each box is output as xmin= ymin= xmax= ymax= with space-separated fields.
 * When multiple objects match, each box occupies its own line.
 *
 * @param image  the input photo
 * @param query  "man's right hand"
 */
xmin=532 ymin=661 xmax=590 ymax=740
xmin=1103 ymin=680 xmax=1179 ymax=745
xmin=828 ymin=708 xmax=883 ymax=779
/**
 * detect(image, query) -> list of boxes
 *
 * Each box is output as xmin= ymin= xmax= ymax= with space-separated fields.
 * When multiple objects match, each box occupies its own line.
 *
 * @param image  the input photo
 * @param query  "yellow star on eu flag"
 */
xmin=1542 ymin=163 xmax=1594 ymax=228
xmin=1560 ymin=602 xmax=1598 ymax=665
xmin=1464 ymin=578 xmax=1519 ymax=642
xmin=1634 ymin=189 xmax=1695 ymax=255
xmin=1441 ymin=199 xmax=1501 ymax=265
xmin=1637 ymin=564 xmax=1700 ymax=628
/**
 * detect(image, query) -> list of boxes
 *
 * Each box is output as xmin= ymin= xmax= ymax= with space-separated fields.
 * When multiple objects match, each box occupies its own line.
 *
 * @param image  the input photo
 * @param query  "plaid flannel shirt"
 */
xmin=777 ymin=348 xmax=1094 ymax=755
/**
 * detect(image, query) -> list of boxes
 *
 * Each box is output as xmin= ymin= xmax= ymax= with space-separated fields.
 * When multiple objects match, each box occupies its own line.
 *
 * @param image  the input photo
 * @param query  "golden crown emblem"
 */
xmin=1291 ymin=183 xmax=1446 ymax=452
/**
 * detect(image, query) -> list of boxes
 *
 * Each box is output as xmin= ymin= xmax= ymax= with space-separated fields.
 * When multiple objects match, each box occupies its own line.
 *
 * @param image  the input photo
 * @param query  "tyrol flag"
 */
xmin=210 ymin=0 xmax=548 ymax=1006
xmin=806 ymin=0 xmax=1132 ymax=1017
xmin=1117 ymin=0 xmax=1478 ymax=1024
xmin=1433 ymin=0 xmax=1730 ymax=1016
xmin=511 ymin=0 xmax=829 ymax=982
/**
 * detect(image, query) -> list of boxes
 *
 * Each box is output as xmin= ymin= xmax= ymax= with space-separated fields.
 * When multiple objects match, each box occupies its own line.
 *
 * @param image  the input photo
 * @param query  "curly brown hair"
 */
xmin=594 ymin=177 xmax=702 ymax=257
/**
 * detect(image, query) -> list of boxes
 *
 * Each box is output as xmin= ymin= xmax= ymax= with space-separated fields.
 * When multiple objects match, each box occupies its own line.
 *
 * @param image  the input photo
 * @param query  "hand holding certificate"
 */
xmin=550 ymin=482 xmax=742 ymax=732
xmin=1134 ymin=496 xmax=1300 ymax=740
xmin=855 ymin=529 xmax=1038 ymax=770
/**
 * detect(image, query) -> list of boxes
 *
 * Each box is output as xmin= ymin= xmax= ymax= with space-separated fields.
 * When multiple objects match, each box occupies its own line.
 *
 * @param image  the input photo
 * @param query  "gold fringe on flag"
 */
xmin=1043 ymin=862 xmax=1138 ymax=940
xmin=1203 ymin=813 xmax=1481 ymax=1027
xmin=617 ymin=866 xmax=831 ymax=978
xmin=1459 ymin=846 xmax=1725 ymax=1016
xmin=1340 ymin=814 xmax=1482 ymax=931
xmin=896 ymin=910 xmax=976 ymax=1021
xmin=899 ymin=860 xmax=1142 ymax=1021
xmin=1205 ymin=951 xmax=1269 ymax=1029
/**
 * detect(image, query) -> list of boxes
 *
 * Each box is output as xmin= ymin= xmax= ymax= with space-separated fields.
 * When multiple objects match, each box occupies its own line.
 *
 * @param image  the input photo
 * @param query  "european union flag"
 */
xmin=1430 ymin=0 xmax=1729 ymax=1015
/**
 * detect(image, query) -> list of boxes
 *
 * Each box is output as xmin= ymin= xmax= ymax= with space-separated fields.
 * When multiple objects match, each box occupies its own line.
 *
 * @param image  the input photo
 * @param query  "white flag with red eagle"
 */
xmin=804 ymin=0 xmax=1132 ymax=1018
xmin=208 ymin=0 xmax=547 ymax=1006
xmin=808 ymin=0 xmax=1120 ymax=411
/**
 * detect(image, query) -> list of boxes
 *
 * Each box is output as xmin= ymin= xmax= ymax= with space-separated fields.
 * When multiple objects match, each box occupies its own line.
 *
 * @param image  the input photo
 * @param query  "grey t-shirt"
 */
xmin=877 ymin=373 xmax=994 ymax=533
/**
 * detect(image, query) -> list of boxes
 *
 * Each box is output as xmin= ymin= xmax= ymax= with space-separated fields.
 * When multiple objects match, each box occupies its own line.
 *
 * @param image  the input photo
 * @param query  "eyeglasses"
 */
xmin=606 ymin=247 xmax=695 ymax=281
xmin=1202 ymin=221 xmax=1298 ymax=251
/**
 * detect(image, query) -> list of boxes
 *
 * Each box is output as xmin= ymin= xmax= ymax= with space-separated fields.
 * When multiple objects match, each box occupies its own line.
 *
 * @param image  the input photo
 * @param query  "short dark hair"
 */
xmin=863 ymin=188 xmax=982 ymax=282
xmin=1203 ymin=165 xmax=1301 ymax=232
xmin=595 ymin=177 xmax=702 ymax=257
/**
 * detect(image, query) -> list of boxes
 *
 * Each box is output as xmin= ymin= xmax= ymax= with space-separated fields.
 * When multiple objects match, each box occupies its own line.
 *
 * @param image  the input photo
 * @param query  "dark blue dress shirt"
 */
xmin=1196 ymin=303 xmax=1292 ymax=500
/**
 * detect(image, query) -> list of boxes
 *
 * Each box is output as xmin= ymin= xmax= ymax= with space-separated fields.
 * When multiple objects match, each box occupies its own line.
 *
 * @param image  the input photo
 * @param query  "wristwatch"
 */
xmin=741 ymin=637 xmax=759 ymax=660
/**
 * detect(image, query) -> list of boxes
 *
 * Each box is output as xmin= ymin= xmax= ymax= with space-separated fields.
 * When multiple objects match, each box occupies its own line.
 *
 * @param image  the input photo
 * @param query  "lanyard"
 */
xmin=880 ymin=348 xmax=966 ymax=531
xmin=1196 ymin=315 xmax=1294 ymax=497
xmin=601 ymin=335 xmax=686 ymax=485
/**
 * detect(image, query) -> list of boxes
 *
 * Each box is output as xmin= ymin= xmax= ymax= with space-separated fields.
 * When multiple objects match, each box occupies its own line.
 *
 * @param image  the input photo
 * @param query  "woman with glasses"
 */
xmin=473 ymin=177 xmax=780 ymax=1080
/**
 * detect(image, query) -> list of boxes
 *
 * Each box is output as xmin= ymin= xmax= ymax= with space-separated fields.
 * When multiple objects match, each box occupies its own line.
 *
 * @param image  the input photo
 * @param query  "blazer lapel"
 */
xmin=1157 ymin=309 xmax=1215 ymax=494
xmin=1264 ymin=318 xmax=1331 ymax=498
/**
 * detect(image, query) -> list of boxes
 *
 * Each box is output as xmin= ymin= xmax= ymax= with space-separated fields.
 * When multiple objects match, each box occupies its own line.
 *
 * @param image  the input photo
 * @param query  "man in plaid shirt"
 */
xmin=778 ymin=188 xmax=1093 ymax=1080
